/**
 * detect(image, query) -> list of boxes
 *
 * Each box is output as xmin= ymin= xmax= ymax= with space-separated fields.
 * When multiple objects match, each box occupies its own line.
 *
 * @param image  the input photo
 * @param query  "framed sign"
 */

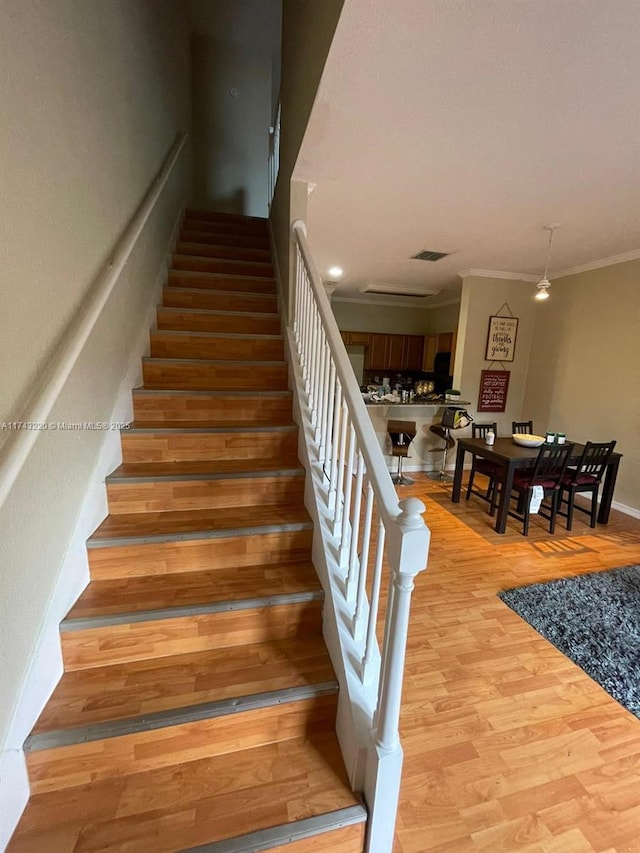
xmin=478 ymin=369 xmax=510 ymax=412
xmin=485 ymin=315 xmax=518 ymax=362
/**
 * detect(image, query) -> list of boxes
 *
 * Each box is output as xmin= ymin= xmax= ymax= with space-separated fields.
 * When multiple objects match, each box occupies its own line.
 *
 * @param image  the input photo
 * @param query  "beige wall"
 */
xmin=190 ymin=36 xmax=273 ymax=216
xmin=523 ymin=260 xmax=640 ymax=509
xmin=0 ymin=0 xmax=190 ymax=751
xmin=427 ymin=302 xmax=461 ymax=334
xmin=455 ymin=275 xmax=537 ymax=437
xmin=270 ymin=0 xmax=345 ymax=307
xmin=331 ymin=300 xmax=432 ymax=335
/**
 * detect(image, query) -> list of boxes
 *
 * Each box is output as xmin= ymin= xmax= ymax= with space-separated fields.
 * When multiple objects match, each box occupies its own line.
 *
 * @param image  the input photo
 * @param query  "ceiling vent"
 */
xmin=412 ymin=249 xmax=450 ymax=262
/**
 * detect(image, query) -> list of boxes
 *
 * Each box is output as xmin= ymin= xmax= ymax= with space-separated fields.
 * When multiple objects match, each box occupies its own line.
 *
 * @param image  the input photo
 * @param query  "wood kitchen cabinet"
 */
xmin=422 ymin=330 xmax=456 ymax=371
xmin=340 ymin=331 xmax=424 ymax=371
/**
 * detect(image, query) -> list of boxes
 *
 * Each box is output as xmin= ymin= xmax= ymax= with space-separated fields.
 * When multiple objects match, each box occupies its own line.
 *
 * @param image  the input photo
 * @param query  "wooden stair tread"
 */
xmin=123 ymin=421 xmax=295 ymax=432
xmin=8 ymin=733 xmax=360 ymax=853
xmin=176 ymin=241 xmax=272 ymax=261
xmin=89 ymin=504 xmax=311 ymax=543
xmin=31 ymin=637 xmax=334 ymax=735
xmin=108 ymin=459 xmax=303 ymax=479
xmin=65 ymin=560 xmax=321 ymax=619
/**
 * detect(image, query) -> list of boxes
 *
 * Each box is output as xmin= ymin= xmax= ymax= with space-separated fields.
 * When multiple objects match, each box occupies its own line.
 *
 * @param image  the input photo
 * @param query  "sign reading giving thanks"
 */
xmin=478 ymin=369 xmax=510 ymax=412
xmin=485 ymin=315 xmax=518 ymax=362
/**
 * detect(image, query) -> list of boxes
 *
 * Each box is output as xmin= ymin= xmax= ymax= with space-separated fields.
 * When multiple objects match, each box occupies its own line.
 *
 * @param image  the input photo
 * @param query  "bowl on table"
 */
xmin=512 ymin=433 xmax=545 ymax=448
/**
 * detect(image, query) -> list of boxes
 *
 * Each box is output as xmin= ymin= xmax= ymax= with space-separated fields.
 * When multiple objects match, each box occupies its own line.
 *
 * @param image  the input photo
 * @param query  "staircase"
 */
xmin=8 ymin=210 xmax=367 ymax=852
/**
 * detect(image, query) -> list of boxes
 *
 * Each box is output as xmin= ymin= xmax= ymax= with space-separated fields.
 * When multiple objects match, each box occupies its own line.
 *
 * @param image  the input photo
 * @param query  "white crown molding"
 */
xmin=552 ymin=247 xmax=640 ymax=280
xmin=458 ymin=268 xmax=540 ymax=282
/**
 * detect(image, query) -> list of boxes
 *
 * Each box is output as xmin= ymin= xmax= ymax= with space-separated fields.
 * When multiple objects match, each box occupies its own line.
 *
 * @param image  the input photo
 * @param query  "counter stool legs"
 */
xmin=392 ymin=452 xmax=414 ymax=486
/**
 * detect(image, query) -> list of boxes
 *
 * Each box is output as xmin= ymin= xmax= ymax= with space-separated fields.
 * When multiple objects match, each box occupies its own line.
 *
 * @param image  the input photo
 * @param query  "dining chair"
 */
xmin=465 ymin=422 xmax=500 ymax=511
xmin=558 ymin=440 xmax=617 ymax=530
xmin=388 ymin=419 xmax=417 ymax=485
xmin=512 ymin=420 xmax=534 ymax=434
xmin=507 ymin=443 xmax=574 ymax=535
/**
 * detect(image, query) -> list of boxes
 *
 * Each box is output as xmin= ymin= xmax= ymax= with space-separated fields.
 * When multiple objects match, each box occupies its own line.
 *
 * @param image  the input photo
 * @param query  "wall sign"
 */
xmin=478 ymin=369 xmax=510 ymax=412
xmin=485 ymin=315 xmax=518 ymax=362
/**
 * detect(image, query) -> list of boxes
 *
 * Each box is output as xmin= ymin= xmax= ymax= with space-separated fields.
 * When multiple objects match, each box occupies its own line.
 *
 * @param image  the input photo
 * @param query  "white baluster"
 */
xmin=352 ymin=479 xmax=374 ymax=640
xmin=333 ymin=400 xmax=348 ymax=537
xmin=339 ymin=422 xmax=356 ymax=567
xmin=318 ymin=345 xmax=332 ymax=464
xmin=327 ymin=379 xmax=342 ymax=512
xmin=346 ymin=451 xmax=365 ymax=601
xmin=322 ymin=359 xmax=336 ymax=479
xmin=362 ymin=520 xmax=385 ymax=684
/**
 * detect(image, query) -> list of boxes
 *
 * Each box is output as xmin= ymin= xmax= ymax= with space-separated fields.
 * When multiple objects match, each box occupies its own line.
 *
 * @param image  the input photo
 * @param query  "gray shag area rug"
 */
xmin=499 ymin=565 xmax=640 ymax=718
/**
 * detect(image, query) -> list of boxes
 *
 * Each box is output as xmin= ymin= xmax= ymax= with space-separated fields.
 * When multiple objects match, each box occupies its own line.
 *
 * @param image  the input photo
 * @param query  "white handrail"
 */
xmin=0 ymin=132 xmax=188 ymax=509
xmin=289 ymin=219 xmax=430 ymax=853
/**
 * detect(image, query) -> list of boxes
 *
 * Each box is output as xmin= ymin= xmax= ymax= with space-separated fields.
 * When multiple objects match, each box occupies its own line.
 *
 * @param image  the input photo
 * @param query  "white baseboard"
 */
xmin=0 ymin=208 xmax=183 ymax=851
xmin=611 ymin=499 xmax=640 ymax=519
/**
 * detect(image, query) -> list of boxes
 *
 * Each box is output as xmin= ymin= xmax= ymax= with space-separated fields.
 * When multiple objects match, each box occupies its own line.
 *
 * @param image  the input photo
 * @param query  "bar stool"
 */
xmin=387 ymin=420 xmax=417 ymax=485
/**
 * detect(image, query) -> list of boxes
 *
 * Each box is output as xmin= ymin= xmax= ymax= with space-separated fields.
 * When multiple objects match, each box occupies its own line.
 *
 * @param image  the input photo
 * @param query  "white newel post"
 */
xmin=364 ymin=497 xmax=429 ymax=853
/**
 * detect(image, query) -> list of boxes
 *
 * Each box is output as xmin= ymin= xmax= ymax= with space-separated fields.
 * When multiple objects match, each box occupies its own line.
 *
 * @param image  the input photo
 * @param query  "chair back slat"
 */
xmin=512 ymin=420 xmax=534 ymax=434
xmin=531 ymin=443 xmax=574 ymax=484
xmin=573 ymin=440 xmax=616 ymax=482
xmin=472 ymin=422 xmax=497 ymax=440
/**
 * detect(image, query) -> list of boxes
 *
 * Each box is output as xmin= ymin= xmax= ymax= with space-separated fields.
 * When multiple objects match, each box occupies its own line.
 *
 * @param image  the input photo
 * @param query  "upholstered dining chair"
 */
xmin=465 ymin=422 xmax=500 ymax=511
xmin=507 ymin=443 xmax=574 ymax=535
xmin=512 ymin=420 xmax=534 ymax=434
xmin=559 ymin=440 xmax=617 ymax=530
xmin=387 ymin=420 xmax=417 ymax=485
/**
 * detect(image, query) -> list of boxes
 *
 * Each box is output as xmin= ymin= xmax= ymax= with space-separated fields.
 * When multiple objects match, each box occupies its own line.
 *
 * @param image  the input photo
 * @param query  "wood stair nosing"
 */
xmin=87 ymin=527 xmax=314 ymax=580
xmin=179 ymin=229 xmax=271 ymax=249
xmin=149 ymin=331 xmax=284 ymax=363
xmin=176 ymin=241 xmax=272 ymax=263
xmin=157 ymin=307 xmax=282 ymax=336
xmin=105 ymin=470 xmax=305 ymax=514
xmin=162 ymin=286 xmax=278 ymax=313
xmin=64 ymin=560 xmax=321 ymax=620
xmin=131 ymin=388 xmax=294 ymax=426
xmin=30 ymin=637 xmax=337 ymax=736
xmin=60 ymin=598 xmax=325 ymax=671
xmin=172 ymin=254 xmax=275 ymax=279
xmin=24 ymin=692 xmax=339 ymax=795
xmin=141 ymin=357 xmax=289 ymax=393
xmin=9 ymin=733 xmax=361 ymax=853
xmin=181 ymin=807 xmax=368 ymax=853
xmin=185 ymin=208 xmax=269 ymax=226
xmin=25 ymin=681 xmax=339 ymax=753
xmin=168 ymin=269 xmax=276 ymax=293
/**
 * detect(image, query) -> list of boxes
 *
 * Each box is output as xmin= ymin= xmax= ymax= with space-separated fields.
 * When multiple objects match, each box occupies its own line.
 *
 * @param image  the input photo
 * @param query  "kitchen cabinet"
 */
xmin=366 ymin=333 xmax=389 ymax=369
xmin=423 ymin=330 xmax=456 ymax=372
xmin=339 ymin=331 xmax=424 ymax=371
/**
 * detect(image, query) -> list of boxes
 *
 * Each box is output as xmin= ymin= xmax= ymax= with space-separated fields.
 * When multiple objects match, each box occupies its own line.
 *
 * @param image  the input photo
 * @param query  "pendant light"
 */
xmin=534 ymin=224 xmax=560 ymax=301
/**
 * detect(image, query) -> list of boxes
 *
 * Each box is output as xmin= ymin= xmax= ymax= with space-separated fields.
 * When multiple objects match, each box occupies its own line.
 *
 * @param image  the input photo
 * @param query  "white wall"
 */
xmin=0 ymin=0 xmax=190 ymax=784
xmin=523 ymin=260 xmax=640 ymax=510
xmin=187 ymin=0 xmax=282 ymax=216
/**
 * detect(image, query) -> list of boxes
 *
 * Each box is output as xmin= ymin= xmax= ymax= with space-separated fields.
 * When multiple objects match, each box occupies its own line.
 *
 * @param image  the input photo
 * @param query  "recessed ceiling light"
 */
xmin=328 ymin=266 xmax=343 ymax=278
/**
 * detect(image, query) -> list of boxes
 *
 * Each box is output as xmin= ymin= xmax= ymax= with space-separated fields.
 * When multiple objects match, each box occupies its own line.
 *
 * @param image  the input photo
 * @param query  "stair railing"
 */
xmin=288 ymin=220 xmax=430 ymax=853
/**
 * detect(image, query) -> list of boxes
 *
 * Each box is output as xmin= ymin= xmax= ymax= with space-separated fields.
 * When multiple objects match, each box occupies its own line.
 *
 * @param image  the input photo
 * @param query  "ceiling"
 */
xmin=294 ymin=0 xmax=640 ymax=306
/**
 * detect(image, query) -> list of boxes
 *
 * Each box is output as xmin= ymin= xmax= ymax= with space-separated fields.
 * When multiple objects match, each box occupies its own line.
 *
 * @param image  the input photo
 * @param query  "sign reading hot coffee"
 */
xmin=478 ymin=369 xmax=510 ymax=412
xmin=485 ymin=315 xmax=518 ymax=362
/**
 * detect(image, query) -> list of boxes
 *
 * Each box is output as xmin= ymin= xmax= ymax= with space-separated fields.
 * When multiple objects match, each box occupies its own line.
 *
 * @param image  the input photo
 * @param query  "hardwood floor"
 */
xmin=392 ymin=474 xmax=640 ymax=852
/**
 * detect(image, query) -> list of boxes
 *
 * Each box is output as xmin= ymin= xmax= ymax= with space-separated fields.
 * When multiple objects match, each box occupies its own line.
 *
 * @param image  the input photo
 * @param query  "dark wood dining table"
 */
xmin=451 ymin=437 xmax=622 ymax=534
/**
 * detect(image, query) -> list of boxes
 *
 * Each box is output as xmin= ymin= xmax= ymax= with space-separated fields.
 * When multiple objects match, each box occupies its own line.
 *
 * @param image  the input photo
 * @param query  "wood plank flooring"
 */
xmin=392 ymin=474 xmax=640 ymax=853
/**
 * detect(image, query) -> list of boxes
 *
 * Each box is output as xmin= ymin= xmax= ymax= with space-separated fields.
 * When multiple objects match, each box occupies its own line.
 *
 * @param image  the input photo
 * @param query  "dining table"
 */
xmin=451 ymin=436 xmax=622 ymax=534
